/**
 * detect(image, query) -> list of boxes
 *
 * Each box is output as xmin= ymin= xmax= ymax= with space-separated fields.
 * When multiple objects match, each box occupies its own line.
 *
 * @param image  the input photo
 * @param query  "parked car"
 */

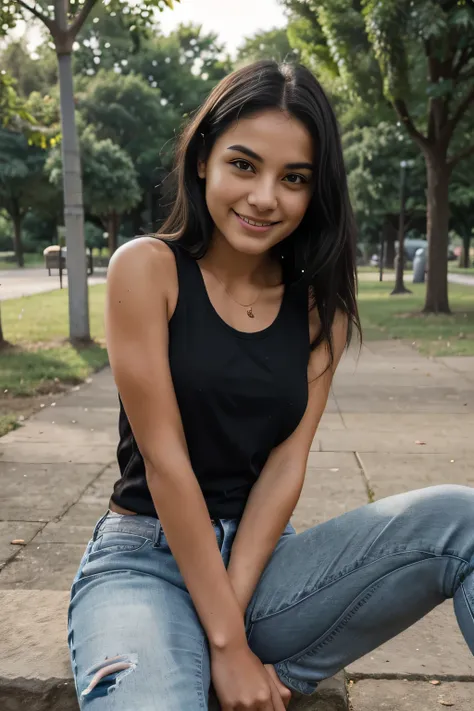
xmin=394 ymin=239 xmax=457 ymax=262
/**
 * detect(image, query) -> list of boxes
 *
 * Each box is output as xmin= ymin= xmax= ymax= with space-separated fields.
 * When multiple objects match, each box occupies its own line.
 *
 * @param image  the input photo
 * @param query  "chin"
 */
xmin=224 ymin=232 xmax=274 ymax=256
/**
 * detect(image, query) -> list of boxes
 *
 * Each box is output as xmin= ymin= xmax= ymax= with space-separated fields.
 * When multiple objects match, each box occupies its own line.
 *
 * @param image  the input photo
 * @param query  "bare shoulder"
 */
xmin=108 ymin=236 xmax=176 ymax=283
xmin=107 ymin=236 xmax=178 ymax=310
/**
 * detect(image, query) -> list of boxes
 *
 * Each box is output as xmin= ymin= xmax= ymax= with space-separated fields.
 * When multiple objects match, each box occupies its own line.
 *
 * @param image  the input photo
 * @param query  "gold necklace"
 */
xmin=209 ymin=271 xmax=263 ymax=319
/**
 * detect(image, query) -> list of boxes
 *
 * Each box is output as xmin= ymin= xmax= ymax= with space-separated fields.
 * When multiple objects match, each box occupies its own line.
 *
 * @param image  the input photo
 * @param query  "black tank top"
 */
xmin=111 ymin=239 xmax=310 ymax=519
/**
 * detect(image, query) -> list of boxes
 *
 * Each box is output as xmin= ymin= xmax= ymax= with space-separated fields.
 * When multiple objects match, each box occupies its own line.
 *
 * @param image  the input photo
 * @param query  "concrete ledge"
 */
xmin=0 ymin=591 xmax=347 ymax=710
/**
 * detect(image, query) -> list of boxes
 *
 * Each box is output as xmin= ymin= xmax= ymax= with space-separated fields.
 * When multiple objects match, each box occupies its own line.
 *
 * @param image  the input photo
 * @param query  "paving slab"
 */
xmin=319 ymin=430 xmax=474 ymax=454
xmin=307 ymin=452 xmax=361 ymax=470
xmin=341 ymin=413 xmax=474 ymax=433
xmin=293 ymin=468 xmax=368 ymax=530
xmin=349 ymin=679 xmax=474 ymax=711
xmin=358 ymin=453 xmax=474 ymax=499
xmin=0 ymin=522 xmax=44 ymax=566
xmin=0 ymin=443 xmax=116 ymax=464
xmin=0 ymin=591 xmax=347 ymax=711
xmin=317 ymin=413 xmax=346 ymax=431
xmin=0 ymin=462 xmax=105 ymax=522
xmin=0 ymin=542 xmax=87 ymax=590
xmin=438 ymin=356 xmax=474 ymax=377
xmin=3 ymin=420 xmax=117 ymax=445
xmin=347 ymin=603 xmax=474 ymax=681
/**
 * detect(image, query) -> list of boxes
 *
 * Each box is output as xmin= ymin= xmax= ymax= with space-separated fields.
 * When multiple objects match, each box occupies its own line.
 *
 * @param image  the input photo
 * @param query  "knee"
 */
xmin=404 ymin=485 xmax=474 ymax=536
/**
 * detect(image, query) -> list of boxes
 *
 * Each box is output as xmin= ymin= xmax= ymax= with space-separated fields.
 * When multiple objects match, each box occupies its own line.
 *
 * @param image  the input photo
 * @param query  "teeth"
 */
xmin=238 ymin=214 xmax=273 ymax=227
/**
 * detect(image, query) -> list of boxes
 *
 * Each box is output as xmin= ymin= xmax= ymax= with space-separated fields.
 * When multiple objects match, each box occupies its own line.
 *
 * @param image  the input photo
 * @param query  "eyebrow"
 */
xmin=227 ymin=144 xmax=314 ymax=171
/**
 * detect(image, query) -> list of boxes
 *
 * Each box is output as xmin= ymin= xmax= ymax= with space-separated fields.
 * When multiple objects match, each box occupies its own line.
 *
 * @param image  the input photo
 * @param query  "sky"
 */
xmin=12 ymin=0 xmax=289 ymax=57
xmin=159 ymin=0 xmax=288 ymax=54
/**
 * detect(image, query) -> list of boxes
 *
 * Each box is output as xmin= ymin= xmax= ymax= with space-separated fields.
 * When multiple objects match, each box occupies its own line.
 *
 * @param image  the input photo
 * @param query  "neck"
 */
xmin=200 ymin=230 xmax=277 ymax=288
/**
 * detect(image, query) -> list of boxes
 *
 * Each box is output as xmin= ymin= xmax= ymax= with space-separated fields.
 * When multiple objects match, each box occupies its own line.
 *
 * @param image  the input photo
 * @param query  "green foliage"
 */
xmin=0 ymin=73 xmax=34 ymax=128
xmin=0 ymin=40 xmax=58 ymax=99
xmin=0 ymin=0 xmax=177 ymax=37
xmin=47 ymin=125 xmax=141 ymax=221
xmin=344 ymin=121 xmax=424 ymax=228
xmin=73 ymin=20 xmax=231 ymax=115
xmin=236 ymin=27 xmax=298 ymax=64
xmin=0 ymin=128 xmax=56 ymax=222
xmin=76 ymin=69 xmax=179 ymax=187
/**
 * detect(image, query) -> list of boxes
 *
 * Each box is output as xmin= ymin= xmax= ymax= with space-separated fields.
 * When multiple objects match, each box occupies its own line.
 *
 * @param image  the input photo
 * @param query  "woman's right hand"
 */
xmin=211 ymin=642 xmax=287 ymax=710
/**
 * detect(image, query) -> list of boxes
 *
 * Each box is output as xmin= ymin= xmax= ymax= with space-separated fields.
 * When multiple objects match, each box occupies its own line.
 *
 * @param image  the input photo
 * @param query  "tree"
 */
xmin=450 ymin=156 xmax=474 ymax=268
xmin=0 ymin=128 xmax=55 ymax=266
xmin=362 ymin=0 xmax=474 ymax=312
xmin=77 ymin=69 xmax=179 ymax=233
xmin=2 ymin=0 xmax=177 ymax=342
xmin=48 ymin=126 xmax=141 ymax=254
xmin=285 ymin=0 xmax=474 ymax=312
xmin=0 ymin=39 xmax=57 ymax=99
xmin=236 ymin=27 xmax=298 ymax=64
xmin=0 ymin=73 xmax=33 ymax=128
xmin=73 ymin=19 xmax=231 ymax=115
xmin=344 ymin=121 xmax=425 ymax=272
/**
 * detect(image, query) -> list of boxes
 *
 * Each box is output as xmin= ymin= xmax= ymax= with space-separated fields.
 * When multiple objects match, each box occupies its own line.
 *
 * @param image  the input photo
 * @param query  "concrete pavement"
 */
xmin=0 ymin=267 xmax=107 ymax=301
xmin=358 ymin=269 xmax=474 ymax=287
xmin=1 ymin=342 xmax=474 ymax=709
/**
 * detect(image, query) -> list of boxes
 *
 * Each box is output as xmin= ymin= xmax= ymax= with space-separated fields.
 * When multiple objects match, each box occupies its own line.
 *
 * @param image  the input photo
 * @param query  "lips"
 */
xmin=233 ymin=210 xmax=280 ymax=227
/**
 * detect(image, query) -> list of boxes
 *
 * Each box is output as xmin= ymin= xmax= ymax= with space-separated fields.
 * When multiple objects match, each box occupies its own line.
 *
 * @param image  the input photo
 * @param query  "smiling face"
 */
xmin=197 ymin=109 xmax=315 ymax=257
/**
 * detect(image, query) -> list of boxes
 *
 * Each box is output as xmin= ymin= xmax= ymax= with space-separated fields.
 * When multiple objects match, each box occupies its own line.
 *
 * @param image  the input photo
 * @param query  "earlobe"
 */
xmin=197 ymin=160 xmax=206 ymax=179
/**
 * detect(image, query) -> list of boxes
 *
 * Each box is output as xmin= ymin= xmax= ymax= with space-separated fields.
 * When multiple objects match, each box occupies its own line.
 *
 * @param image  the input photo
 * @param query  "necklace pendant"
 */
xmin=247 ymin=307 xmax=255 ymax=318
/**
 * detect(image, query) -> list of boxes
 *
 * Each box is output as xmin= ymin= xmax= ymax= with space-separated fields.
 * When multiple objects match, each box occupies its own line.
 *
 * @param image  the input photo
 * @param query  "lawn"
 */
xmin=0 ymin=284 xmax=108 ymax=396
xmin=449 ymin=264 xmax=474 ymax=276
xmin=358 ymin=281 xmax=474 ymax=356
xmin=0 ymin=253 xmax=44 ymax=270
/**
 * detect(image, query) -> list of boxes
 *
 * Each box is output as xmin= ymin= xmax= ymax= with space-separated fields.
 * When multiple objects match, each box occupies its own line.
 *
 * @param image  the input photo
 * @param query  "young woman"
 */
xmin=68 ymin=60 xmax=474 ymax=711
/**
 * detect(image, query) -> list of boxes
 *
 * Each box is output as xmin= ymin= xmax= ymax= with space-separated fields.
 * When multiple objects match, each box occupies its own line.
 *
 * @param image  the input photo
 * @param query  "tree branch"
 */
xmin=448 ymin=143 xmax=474 ymax=169
xmin=15 ymin=0 xmax=55 ymax=32
xmin=393 ymin=98 xmax=429 ymax=148
xmin=448 ymin=85 xmax=474 ymax=135
xmin=69 ymin=0 xmax=98 ymax=38
xmin=453 ymin=47 xmax=470 ymax=78
xmin=457 ymin=65 xmax=474 ymax=83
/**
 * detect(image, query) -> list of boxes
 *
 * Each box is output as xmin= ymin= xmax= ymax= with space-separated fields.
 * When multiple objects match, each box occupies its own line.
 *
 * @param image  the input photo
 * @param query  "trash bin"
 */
xmin=413 ymin=247 xmax=426 ymax=283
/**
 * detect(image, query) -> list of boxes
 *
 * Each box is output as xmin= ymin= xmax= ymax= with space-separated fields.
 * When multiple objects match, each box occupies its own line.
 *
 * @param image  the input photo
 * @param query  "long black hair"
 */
xmin=158 ymin=59 xmax=361 ymax=363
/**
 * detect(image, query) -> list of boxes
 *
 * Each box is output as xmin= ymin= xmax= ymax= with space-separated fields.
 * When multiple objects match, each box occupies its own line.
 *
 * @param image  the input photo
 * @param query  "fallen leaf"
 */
xmin=438 ymin=700 xmax=454 ymax=707
xmin=11 ymin=539 xmax=25 ymax=546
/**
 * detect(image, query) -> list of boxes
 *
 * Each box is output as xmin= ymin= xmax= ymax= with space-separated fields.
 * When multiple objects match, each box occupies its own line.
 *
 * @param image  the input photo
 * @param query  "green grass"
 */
xmin=0 ymin=284 xmax=108 ymax=396
xmin=358 ymin=281 xmax=474 ymax=356
xmin=0 ymin=414 xmax=20 ymax=437
xmin=448 ymin=264 xmax=474 ymax=276
xmin=0 ymin=253 xmax=44 ymax=270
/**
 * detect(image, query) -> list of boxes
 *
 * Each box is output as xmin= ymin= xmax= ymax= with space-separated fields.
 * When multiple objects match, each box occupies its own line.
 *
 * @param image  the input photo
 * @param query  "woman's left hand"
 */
xmin=264 ymin=664 xmax=293 ymax=709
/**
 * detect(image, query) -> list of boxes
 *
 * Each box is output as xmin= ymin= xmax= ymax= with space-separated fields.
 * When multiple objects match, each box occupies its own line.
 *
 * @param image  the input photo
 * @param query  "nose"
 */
xmin=247 ymin=177 xmax=278 ymax=213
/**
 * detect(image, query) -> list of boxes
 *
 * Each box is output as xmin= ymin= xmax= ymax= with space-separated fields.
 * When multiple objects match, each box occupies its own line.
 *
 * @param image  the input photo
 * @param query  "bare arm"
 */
xmin=227 ymin=310 xmax=349 ymax=613
xmin=105 ymin=238 xmax=246 ymax=649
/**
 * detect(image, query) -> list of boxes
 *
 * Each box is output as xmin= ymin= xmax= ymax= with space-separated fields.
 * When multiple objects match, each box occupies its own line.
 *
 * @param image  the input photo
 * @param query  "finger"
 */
xmin=268 ymin=677 xmax=287 ymax=711
xmin=264 ymin=665 xmax=292 ymax=708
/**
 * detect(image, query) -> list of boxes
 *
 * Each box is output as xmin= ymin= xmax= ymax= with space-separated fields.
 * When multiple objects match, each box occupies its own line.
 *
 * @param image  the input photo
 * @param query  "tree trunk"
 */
xmin=423 ymin=154 xmax=450 ymax=313
xmin=459 ymin=234 xmax=471 ymax=269
xmin=0 ymin=306 xmax=5 ymax=347
xmin=57 ymin=51 xmax=90 ymax=341
xmin=11 ymin=209 xmax=24 ymax=268
xmin=383 ymin=220 xmax=396 ymax=269
xmin=107 ymin=212 xmax=121 ymax=255
xmin=391 ymin=163 xmax=411 ymax=295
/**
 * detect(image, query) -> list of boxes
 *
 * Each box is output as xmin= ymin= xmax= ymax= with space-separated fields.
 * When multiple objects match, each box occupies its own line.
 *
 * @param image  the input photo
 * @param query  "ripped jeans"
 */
xmin=68 ymin=485 xmax=474 ymax=710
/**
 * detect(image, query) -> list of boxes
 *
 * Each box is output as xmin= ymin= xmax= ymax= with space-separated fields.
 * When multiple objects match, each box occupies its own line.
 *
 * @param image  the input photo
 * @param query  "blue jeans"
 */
xmin=68 ymin=485 xmax=474 ymax=709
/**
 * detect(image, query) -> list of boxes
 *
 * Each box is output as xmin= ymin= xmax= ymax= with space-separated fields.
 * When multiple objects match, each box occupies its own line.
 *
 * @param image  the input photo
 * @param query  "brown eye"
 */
xmin=284 ymin=174 xmax=308 ymax=185
xmin=231 ymin=159 xmax=254 ymax=173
